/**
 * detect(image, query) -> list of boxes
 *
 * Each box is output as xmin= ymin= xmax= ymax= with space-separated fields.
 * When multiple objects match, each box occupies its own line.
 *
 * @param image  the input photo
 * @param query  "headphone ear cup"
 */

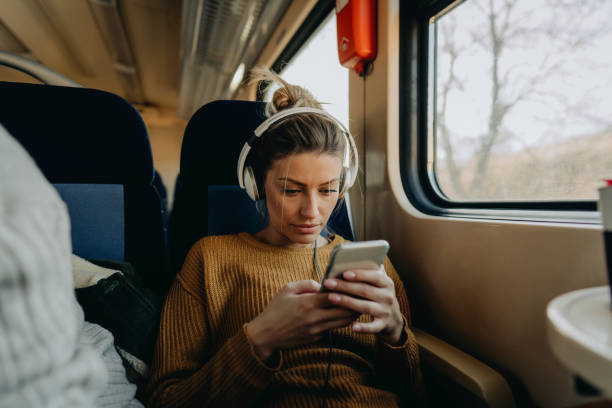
xmin=243 ymin=166 xmax=260 ymax=201
xmin=341 ymin=130 xmax=357 ymax=191
xmin=338 ymin=168 xmax=346 ymax=196
xmin=347 ymin=157 xmax=357 ymax=189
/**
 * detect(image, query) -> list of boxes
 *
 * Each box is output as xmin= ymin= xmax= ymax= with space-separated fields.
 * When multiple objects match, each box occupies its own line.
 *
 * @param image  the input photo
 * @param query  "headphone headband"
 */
xmin=254 ymin=107 xmax=345 ymax=137
xmin=237 ymin=106 xmax=359 ymax=199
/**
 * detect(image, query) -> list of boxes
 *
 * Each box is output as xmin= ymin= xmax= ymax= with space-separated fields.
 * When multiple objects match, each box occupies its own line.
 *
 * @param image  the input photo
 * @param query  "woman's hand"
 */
xmin=322 ymin=266 xmax=404 ymax=345
xmin=246 ymin=280 xmax=358 ymax=361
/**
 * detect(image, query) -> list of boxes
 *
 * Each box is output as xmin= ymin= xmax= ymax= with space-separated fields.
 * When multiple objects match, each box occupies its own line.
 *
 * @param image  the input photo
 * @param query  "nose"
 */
xmin=300 ymin=191 xmax=320 ymax=219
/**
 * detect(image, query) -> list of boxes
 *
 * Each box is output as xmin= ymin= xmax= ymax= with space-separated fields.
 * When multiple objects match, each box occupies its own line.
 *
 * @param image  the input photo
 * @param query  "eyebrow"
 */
xmin=277 ymin=177 xmax=340 ymax=187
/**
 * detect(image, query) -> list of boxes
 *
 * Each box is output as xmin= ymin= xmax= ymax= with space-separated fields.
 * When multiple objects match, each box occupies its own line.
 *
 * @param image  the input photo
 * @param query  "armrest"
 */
xmin=414 ymin=328 xmax=517 ymax=408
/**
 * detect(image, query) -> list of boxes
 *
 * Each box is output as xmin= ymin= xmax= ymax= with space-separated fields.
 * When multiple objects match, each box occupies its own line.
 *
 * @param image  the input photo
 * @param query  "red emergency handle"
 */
xmin=336 ymin=0 xmax=376 ymax=74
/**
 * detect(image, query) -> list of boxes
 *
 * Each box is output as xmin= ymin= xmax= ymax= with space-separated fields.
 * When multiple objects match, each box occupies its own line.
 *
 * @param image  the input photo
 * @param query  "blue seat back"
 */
xmin=0 ymin=81 xmax=168 ymax=293
xmin=169 ymin=100 xmax=354 ymax=273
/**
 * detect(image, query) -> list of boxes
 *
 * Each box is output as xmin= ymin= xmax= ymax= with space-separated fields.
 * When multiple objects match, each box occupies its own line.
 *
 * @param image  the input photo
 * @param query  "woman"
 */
xmin=145 ymin=70 xmax=422 ymax=407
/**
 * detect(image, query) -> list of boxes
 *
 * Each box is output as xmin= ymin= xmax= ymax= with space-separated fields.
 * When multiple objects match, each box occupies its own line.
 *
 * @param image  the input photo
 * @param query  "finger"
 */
xmin=301 ymin=305 xmax=357 ymax=329
xmin=318 ymin=306 xmax=359 ymax=322
xmin=352 ymin=319 xmax=386 ymax=334
xmin=295 ymin=293 xmax=342 ymax=311
xmin=305 ymin=292 xmax=336 ymax=308
xmin=287 ymin=279 xmax=321 ymax=294
xmin=326 ymin=277 xmax=398 ymax=308
xmin=341 ymin=266 xmax=392 ymax=289
xmin=312 ymin=317 xmax=356 ymax=334
xmin=328 ymin=293 xmax=384 ymax=317
xmin=304 ymin=305 xmax=357 ymax=326
xmin=324 ymin=279 xmax=385 ymax=302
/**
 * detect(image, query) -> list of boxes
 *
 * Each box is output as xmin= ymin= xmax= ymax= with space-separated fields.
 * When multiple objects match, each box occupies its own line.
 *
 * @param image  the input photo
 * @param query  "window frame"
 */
xmin=399 ymin=0 xmax=600 ymax=223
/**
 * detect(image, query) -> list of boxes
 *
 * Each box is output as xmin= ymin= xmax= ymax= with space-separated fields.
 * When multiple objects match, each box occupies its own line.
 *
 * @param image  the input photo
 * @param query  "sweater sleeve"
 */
xmin=373 ymin=258 xmax=424 ymax=403
xmin=145 ymin=242 xmax=281 ymax=408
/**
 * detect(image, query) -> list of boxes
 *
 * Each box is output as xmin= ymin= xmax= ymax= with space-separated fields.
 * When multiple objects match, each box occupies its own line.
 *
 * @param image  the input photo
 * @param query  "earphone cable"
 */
xmin=314 ymin=239 xmax=333 ymax=408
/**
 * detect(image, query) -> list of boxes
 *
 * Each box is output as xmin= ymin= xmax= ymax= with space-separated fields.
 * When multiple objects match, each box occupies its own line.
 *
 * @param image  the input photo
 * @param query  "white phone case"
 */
xmin=320 ymin=240 xmax=389 ymax=291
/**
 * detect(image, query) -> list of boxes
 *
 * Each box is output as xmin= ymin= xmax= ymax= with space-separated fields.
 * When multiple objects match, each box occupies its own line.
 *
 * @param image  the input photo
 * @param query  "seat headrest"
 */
xmin=181 ymin=100 xmax=266 ymax=186
xmin=0 ymin=81 xmax=153 ymax=184
xmin=168 ymin=99 xmax=355 ymax=273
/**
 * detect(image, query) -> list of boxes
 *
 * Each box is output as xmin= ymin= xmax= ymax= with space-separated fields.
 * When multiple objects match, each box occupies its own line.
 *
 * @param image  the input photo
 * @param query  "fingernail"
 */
xmin=329 ymin=294 xmax=341 ymax=302
xmin=325 ymin=279 xmax=337 ymax=288
xmin=344 ymin=271 xmax=355 ymax=279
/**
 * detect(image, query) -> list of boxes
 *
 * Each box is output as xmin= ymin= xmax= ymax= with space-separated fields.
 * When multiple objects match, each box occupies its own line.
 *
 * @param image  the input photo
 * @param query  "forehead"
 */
xmin=269 ymin=152 xmax=342 ymax=183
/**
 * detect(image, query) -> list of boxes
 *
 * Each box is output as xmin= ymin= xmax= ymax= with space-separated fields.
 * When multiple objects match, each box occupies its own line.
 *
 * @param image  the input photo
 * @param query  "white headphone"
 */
xmin=237 ymin=106 xmax=359 ymax=201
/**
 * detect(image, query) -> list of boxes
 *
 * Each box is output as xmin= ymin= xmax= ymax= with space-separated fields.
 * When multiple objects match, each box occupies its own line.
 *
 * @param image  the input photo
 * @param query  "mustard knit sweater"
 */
xmin=146 ymin=233 xmax=422 ymax=407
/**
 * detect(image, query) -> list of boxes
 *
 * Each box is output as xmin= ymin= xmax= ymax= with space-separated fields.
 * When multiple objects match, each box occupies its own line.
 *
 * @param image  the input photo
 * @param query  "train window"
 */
xmin=268 ymin=12 xmax=348 ymax=127
xmin=422 ymin=0 xmax=612 ymax=208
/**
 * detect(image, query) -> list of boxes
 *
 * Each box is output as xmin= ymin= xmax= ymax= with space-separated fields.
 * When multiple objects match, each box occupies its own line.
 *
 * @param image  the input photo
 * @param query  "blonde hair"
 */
xmin=250 ymin=67 xmax=322 ymax=114
xmin=247 ymin=68 xmax=348 ymax=196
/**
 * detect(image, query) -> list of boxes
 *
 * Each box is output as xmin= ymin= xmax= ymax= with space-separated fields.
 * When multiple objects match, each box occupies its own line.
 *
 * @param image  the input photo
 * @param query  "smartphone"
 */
xmin=320 ymin=240 xmax=390 ymax=292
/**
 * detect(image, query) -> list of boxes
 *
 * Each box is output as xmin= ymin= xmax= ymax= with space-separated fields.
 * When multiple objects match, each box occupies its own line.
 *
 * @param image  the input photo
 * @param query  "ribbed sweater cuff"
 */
xmin=380 ymin=315 xmax=411 ymax=350
xmin=241 ymin=323 xmax=283 ymax=371
xmin=375 ymin=315 xmax=422 ymax=394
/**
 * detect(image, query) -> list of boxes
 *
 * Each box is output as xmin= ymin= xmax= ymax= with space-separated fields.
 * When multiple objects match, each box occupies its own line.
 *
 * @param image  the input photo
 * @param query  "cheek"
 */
xmin=263 ymin=183 xmax=280 ymax=211
xmin=266 ymin=192 xmax=293 ymax=221
xmin=321 ymin=196 xmax=339 ymax=217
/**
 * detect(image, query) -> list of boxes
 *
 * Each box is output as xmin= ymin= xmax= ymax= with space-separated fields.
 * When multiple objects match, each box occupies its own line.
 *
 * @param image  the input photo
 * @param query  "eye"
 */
xmin=283 ymin=189 xmax=300 ymax=195
xmin=320 ymin=189 xmax=338 ymax=195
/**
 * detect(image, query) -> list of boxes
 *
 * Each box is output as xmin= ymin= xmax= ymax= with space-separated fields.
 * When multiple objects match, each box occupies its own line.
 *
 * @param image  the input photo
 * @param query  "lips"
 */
xmin=291 ymin=224 xmax=319 ymax=234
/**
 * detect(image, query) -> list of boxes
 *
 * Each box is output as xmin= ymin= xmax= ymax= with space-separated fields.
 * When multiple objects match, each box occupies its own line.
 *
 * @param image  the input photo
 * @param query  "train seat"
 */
xmin=168 ymin=100 xmax=354 ymax=275
xmin=0 ymin=81 xmax=167 ymax=294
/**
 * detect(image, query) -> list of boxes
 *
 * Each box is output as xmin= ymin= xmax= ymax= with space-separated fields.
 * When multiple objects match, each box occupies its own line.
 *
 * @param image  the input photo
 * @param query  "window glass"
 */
xmin=431 ymin=0 xmax=612 ymax=201
xmin=267 ymin=13 xmax=348 ymax=127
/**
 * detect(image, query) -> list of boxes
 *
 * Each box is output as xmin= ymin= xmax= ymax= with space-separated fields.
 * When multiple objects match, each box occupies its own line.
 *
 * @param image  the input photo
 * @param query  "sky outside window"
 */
xmin=267 ymin=13 xmax=349 ymax=128
xmin=432 ymin=0 xmax=612 ymax=201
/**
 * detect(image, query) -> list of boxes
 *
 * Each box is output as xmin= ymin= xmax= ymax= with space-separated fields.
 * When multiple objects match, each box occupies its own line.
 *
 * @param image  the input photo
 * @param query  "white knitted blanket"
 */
xmin=0 ymin=124 xmax=142 ymax=408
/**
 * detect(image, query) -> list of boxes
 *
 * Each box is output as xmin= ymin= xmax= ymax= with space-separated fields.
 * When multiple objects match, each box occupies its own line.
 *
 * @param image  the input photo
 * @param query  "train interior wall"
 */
xmin=354 ymin=1 xmax=609 ymax=406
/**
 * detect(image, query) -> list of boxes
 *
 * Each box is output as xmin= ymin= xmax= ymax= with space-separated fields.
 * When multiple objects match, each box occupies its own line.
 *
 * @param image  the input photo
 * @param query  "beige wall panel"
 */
xmin=358 ymin=0 xmax=605 ymax=406
xmin=233 ymin=84 xmax=257 ymax=101
xmin=120 ymin=0 xmax=181 ymax=108
xmin=0 ymin=66 xmax=40 ymax=83
xmin=37 ymin=0 xmax=115 ymax=78
xmin=255 ymin=0 xmax=319 ymax=68
xmin=0 ymin=20 xmax=26 ymax=53
xmin=0 ymin=0 xmax=123 ymax=95
xmin=141 ymin=106 xmax=186 ymax=207
xmin=348 ymin=73 xmax=366 ymax=240
xmin=0 ymin=0 xmax=75 ymax=75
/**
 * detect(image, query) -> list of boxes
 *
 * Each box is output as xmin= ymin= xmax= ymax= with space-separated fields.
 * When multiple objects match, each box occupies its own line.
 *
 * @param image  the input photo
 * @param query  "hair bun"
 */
xmin=272 ymin=84 xmax=320 ymax=111
xmin=272 ymin=87 xmax=294 ymax=110
xmin=249 ymin=67 xmax=322 ymax=115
